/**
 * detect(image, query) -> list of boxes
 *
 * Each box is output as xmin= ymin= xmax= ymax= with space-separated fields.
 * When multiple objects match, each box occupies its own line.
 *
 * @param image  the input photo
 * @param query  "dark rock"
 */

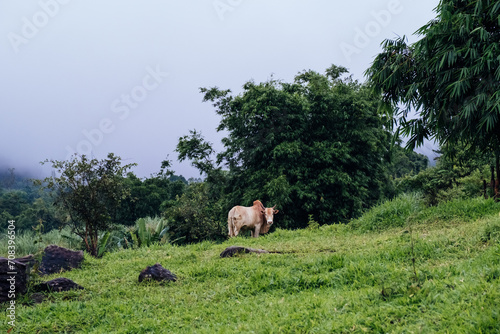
xmin=220 ymin=246 xmax=269 ymax=258
xmin=0 ymin=257 xmax=30 ymax=303
xmin=39 ymin=245 xmax=84 ymax=276
xmin=34 ymin=277 xmax=84 ymax=293
xmin=138 ymin=263 xmax=177 ymax=283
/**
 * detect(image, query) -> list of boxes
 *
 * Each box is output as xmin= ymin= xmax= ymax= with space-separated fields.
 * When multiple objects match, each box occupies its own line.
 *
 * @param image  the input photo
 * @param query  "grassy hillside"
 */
xmin=2 ymin=196 xmax=500 ymax=333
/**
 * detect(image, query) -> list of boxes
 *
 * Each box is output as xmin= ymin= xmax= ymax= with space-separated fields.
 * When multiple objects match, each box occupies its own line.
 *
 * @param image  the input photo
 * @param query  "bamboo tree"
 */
xmin=366 ymin=0 xmax=500 ymax=195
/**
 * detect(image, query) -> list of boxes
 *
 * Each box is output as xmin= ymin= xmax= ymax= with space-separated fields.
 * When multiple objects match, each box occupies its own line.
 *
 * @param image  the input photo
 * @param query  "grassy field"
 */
xmin=2 ymin=196 xmax=500 ymax=333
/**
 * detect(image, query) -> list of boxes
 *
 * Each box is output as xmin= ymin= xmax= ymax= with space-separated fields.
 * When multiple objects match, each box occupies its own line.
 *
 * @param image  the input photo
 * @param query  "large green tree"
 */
xmin=177 ymin=65 xmax=393 ymax=227
xmin=366 ymin=0 xmax=500 ymax=191
xmin=38 ymin=153 xmax=135 ymax=256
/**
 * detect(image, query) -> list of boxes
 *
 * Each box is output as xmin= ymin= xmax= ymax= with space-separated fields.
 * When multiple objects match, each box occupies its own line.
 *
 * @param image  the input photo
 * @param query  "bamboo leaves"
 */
xmin=367 ymin=0 xmax=500 ymax=156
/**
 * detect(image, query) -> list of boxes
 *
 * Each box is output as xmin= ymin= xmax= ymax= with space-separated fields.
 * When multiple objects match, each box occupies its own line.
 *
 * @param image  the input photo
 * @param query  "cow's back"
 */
xmin=230 ymin=205 xmax=262 ymax=228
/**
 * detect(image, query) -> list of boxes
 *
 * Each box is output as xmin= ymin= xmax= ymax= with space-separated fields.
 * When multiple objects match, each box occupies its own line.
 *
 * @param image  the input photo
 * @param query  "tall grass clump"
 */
xmin=480 ymin=217 xmax=500 ymax=244
xmin=411 ymin=196 xmax=500 ymax=225
xmin=350 ymin=192 xmax=422 ymax=231
xmin=351 ymin=194 xmax=500 ymax=232
xmin=0 ymin=227 xmax=81 ymax=258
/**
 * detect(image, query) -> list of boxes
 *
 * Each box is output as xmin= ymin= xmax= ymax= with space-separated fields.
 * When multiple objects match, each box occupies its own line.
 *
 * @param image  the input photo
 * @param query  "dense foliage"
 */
xmin=117 ymin=173 xmax=187 ymax=226
xmin=163 ymin=182 xmax=226 ymax=244
xmin=0 ymin=169 xmax=61 ymax=233
xmin=388 ymin=143 xmax=429 ymax=179
xmin=396 ymin=142 xmax=496 ymax=205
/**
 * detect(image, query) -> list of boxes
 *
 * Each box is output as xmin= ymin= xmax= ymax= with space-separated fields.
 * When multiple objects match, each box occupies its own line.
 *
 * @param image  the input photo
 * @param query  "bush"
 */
xmin=163 ymin=182 xmax=226 ymax=245
xmin=396 ymin=163 xmax=490 ymax=206
xmin=129 ymin=217 xmax=169 ymax=248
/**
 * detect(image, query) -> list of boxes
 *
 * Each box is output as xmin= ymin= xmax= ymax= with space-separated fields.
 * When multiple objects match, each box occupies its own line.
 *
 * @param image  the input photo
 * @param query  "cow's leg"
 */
xmin=250 ymin=229 xmax=254 ymax=238
xmin=228 ymin=217 xmax=234 ymax=237
xmin=233 ymin=224 xmax=240 ymax=237
xmin=253 ymin=225 xmax=261 ymax=238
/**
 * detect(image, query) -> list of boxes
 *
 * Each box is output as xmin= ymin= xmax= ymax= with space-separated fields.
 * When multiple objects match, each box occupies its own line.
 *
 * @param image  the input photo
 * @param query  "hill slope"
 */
xmin=3 ymin=197 xmax=500 ymax=333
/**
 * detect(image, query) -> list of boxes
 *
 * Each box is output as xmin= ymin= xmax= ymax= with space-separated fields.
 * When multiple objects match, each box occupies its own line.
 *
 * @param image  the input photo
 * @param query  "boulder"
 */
xmin=39 ymin=245 xmax=84 ymax=276
xmin=0 ymin=256 xmax=33 ymax=303
xmin=138 ymin=263 xmax=177 ymax=283
xmin=34 ymin=277 xmax=84 ymax=293
xmin=220 ymin=246 xmax=269 ymax=258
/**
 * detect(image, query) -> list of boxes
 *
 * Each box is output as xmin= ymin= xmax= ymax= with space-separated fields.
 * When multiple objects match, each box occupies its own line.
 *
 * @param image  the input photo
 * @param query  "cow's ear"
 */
xmin=274 ymin=210 xmax=279 ymax=214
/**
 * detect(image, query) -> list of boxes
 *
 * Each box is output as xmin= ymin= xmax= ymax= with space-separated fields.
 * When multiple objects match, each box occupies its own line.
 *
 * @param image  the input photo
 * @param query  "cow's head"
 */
xmin=261 ymin=205 xmax=279 ymax=225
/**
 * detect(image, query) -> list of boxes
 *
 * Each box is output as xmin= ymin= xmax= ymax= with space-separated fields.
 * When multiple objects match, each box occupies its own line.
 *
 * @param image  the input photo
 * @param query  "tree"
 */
xmin=38 ymin=153 xmax=135 ymax=257
xmin=366 ymin=0 xmax=500 ymax=193
xmin=116 ymin=172 xmax=187 ymax=226
xmin=178 ymin=65 xmax=393 ymax=227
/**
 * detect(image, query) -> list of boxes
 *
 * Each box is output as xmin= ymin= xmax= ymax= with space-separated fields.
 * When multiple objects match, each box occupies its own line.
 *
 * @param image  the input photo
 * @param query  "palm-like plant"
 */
xmin=366 ymin=0 xmax=500 ymax=193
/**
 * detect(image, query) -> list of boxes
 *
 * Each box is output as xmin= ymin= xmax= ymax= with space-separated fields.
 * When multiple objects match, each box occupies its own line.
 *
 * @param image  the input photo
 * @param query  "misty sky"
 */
xmin=0 ymin=0 xmax=438 ymax=179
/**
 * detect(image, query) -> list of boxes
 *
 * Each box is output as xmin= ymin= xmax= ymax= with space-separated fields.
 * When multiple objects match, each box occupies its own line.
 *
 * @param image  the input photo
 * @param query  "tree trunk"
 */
xmin=83 ymin=225 xmax=91 ymax=256
xmin=491 ymin=165 xmax=495 ymax=194
xmin=92 ymin=230 xmax=98 ymax=257
xmin=495 ymin=154 xmax=500 ymax=202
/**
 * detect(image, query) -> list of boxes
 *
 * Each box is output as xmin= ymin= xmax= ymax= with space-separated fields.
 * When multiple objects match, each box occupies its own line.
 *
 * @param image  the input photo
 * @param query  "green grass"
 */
xmin=350 ymin=192 xmax=423 ymax=231
xmin=2 ymin=197 xmax=500 ymax=333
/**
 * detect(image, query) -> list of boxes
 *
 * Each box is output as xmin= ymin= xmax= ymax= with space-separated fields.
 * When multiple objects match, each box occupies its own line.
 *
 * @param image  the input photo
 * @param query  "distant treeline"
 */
xmin=0 ymin=169 xmax=189 ymax=233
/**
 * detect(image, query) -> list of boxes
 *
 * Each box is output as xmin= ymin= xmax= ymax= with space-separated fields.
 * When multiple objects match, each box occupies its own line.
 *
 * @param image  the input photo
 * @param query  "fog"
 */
xmin=0 ymin=0 xmax=439 ymax=179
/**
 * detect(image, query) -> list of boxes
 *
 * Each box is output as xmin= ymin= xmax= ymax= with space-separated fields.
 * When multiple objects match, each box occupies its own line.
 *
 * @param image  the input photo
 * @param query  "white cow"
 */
xmin=228 ymin=200 xmax=279 ymax=238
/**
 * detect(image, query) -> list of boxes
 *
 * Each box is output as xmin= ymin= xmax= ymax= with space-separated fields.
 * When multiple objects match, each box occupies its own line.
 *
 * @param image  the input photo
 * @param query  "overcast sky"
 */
xmin=0 ymin=0 xmax=439 ymax=179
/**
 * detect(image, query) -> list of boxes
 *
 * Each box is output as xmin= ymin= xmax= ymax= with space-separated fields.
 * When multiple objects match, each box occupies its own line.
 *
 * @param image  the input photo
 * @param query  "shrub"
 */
xmin=131 ymin=217 xmax=169 ymax=247
xmin=163 ymin=182 xmax=226 ymax=245
xmin=396 ymin=163 xmax=490 ymax=206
